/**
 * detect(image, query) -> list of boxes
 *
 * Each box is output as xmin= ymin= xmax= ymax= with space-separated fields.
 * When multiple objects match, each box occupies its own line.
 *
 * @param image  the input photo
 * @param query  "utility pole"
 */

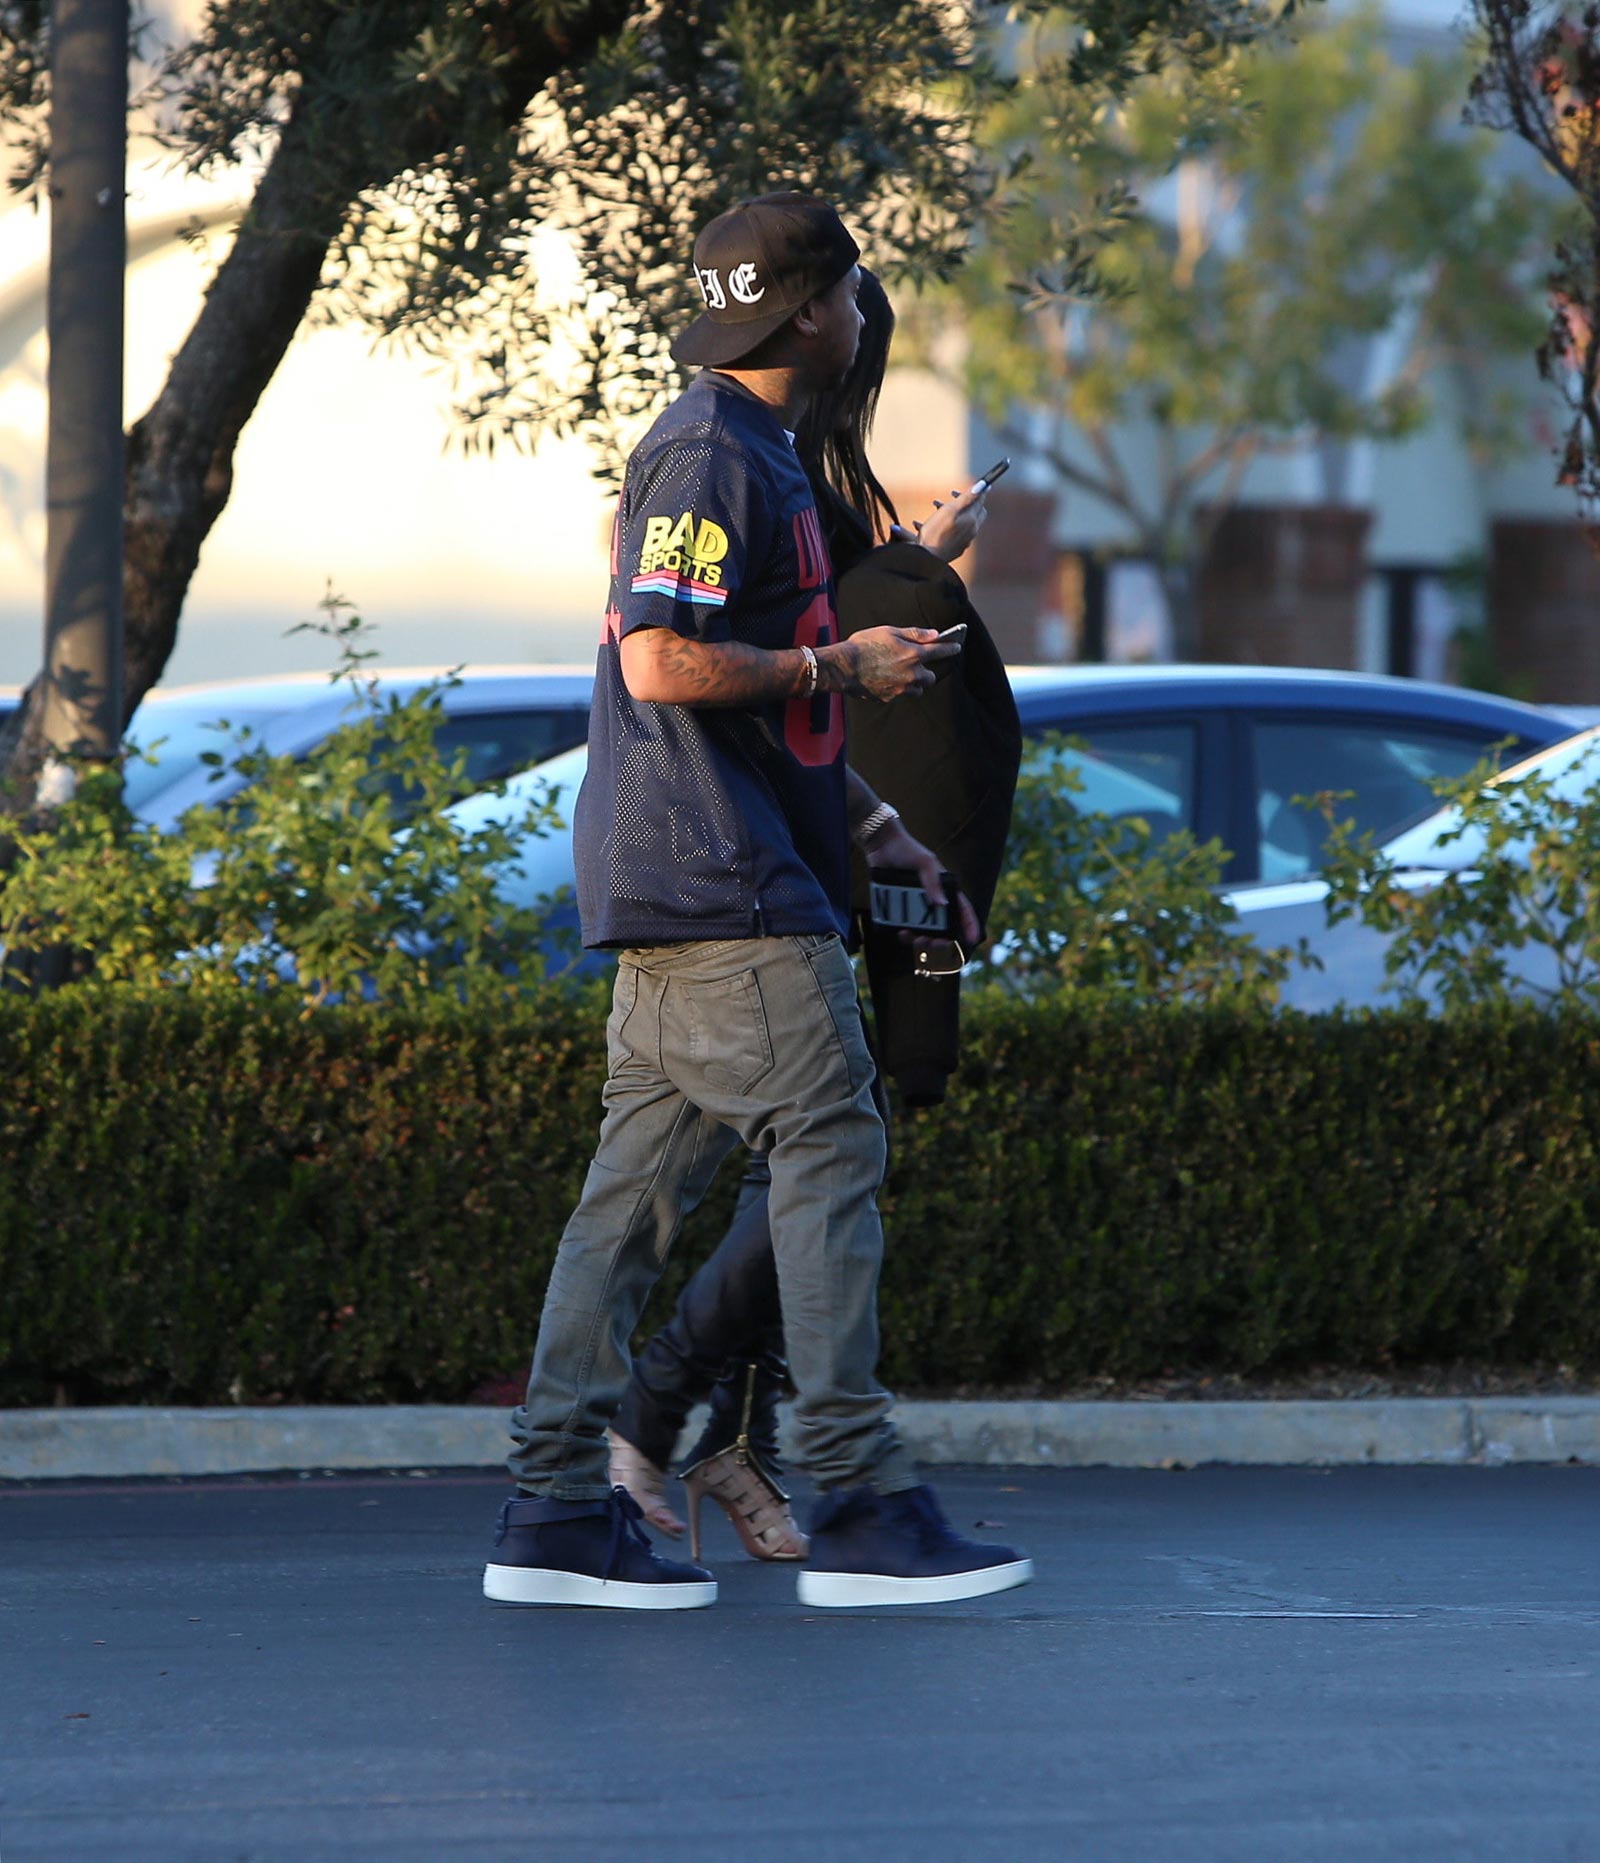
xmin=41 ymin=0 xmax=128 ymax=784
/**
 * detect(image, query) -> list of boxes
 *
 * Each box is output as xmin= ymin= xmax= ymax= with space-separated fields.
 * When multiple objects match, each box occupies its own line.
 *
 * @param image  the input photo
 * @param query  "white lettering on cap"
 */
xmin=728 ymin=262 xmax=765 ymax=305
xmin=697 ymin=266 xmax=727 ymax=310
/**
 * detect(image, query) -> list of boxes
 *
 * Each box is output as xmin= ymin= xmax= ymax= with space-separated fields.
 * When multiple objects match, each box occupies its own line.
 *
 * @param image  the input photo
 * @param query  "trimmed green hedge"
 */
xmin=3 ymin=988 xmax=1599 ymax=1404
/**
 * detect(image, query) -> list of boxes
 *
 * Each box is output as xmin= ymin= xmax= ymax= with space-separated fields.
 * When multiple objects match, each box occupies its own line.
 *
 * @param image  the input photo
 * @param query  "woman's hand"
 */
xmin=861 ymin=818 xmax=981 ymax=946
xmin=913 ymin=484 xmax=988 ymax=565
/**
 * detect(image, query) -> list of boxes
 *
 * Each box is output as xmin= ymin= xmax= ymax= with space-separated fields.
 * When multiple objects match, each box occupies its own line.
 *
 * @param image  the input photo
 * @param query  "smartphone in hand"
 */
xmin=936 ymin=623 xmax=968 ymax=646
xmin=969 ymin=457 xmax=1011 ymax=495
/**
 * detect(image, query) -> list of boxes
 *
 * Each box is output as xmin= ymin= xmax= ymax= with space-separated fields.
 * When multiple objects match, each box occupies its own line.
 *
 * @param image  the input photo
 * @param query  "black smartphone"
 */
xmin=971 ymin=457 xmax=1011 ymax=492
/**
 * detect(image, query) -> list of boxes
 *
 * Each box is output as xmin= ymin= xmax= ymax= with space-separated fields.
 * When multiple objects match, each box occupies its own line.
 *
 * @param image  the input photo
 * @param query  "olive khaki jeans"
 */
xmin=507 ymin=933 xmax=918 ymax=1498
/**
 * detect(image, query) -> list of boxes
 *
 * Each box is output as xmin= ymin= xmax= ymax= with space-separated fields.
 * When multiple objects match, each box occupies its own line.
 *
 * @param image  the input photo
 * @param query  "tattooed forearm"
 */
xmin=620 ymin=620 xmax=949 ymax=709
xmin=621 ymin=628 xmax=808 ymax=706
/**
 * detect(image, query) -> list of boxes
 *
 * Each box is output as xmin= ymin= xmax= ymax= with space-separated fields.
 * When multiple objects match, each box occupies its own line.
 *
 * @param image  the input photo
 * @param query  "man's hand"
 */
xmin=819 ymin=627 xmax=960 ymax=703
xmin=861 ymin=817 xmax=981 ymax=947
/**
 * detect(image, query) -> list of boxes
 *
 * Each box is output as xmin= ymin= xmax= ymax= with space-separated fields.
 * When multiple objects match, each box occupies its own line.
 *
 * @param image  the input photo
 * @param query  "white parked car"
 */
xmin=1225 ymin=727 xmax=1600 ymax=1010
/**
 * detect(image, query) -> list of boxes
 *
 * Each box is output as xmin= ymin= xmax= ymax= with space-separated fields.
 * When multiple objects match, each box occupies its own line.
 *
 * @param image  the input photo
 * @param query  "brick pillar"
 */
xmin=1198 ymin=505 xmax=1371 ymax=668
xmin=1489 ymin=520 xmax=1600 ymax=702
xmin=884 ymin=482 xmax=1057 ymax=664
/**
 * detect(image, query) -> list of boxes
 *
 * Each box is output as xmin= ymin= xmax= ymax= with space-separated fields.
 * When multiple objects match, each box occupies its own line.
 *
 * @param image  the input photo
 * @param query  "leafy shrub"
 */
xmin=3 ymin=990 xmax=1597 ymax=1404
xmin=1317 ymin=732 xmax=1600 ymax=1010
xmin=976 ymin=733 xmax=1303 ymax=1005
xmin=0 ymin=614 xmax=567 ymax=1008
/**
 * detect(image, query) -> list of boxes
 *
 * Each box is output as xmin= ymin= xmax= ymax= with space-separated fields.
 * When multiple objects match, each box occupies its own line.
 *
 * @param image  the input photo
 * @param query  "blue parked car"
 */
xmin=117 ymin=669 xmax=595 ymax=830
xmin=453 ymin=664 xmax=1570 ymax=916
xmin=3 ymin=663 xmax=1569 ymax=997
xmin=1005 ymin=665 xmax=1566 ymax=883
xmin=0 ymin=670 xmax=594 ymax=827
xmin=1 ymin=663 xmax=1562 ymax=863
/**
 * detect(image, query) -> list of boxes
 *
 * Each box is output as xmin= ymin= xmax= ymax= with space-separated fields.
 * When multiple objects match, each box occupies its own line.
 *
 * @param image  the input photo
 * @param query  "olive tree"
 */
xmin=0 ymin=0 xmax=1297 ymax=802
xmin=951 ymin=7 xmax=1551 ymax=657
xmin=0 ymin=0 xmax=990 ymax=799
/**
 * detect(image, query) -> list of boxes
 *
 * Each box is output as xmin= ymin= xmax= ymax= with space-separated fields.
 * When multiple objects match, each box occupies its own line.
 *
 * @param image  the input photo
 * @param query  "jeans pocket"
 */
xmin=677 ymin=967 xmax=775 ymax=1096
xmin=606 ymin=965 xmax=649 ymax=1076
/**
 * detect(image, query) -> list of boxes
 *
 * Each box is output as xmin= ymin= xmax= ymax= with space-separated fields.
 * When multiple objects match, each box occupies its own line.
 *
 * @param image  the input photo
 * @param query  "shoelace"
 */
xmin=495 ymin=1489 xmax=661 ymax=1578
xmin=605 ymin=1485 xmax=653 ymax=1579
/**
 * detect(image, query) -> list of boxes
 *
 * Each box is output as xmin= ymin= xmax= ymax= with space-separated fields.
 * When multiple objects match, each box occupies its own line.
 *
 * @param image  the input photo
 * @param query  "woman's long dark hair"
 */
xmin=794 ymin=269 xmax=900 ymax=540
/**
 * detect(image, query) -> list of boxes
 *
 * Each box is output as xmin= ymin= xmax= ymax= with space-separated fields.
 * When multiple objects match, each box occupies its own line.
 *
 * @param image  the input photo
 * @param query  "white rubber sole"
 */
xmin=796 ymin=1558 xmax=1034 ymax=1609
xmin=483 ymin=1563 xmax=717 ymax=1610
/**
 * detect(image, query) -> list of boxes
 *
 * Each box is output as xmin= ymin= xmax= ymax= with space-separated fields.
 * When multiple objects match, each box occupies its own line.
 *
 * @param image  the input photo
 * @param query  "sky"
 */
xmin=0 ymin=151 xmax=618 ymax=693
xmin=0 ymin=138 xmax=970 ymax=695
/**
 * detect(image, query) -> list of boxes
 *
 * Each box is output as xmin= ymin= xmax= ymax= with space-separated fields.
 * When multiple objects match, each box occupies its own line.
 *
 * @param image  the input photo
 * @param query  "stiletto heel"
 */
xmin=687 ymin=1484 xmax=706 ymax=1564
xmin=678 ymin=1365 xmax=809 ymax=1562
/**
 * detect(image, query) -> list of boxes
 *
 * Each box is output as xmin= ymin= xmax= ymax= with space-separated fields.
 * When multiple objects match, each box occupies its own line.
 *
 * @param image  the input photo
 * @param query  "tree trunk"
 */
xmin=0 ymin=90 xmax=355 ymax=804
xmin=1158 ymin=556 xmax=1203 ymax=661
xmin=0 ymin=2 xmax=633 ymax=811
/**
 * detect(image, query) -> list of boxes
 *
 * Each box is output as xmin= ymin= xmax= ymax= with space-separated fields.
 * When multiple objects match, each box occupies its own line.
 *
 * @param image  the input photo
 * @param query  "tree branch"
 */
xmin=1190 ymin=433 xmax=1263 ymax=561
xmin=997 ymin=419 xmax=1151 ymax=534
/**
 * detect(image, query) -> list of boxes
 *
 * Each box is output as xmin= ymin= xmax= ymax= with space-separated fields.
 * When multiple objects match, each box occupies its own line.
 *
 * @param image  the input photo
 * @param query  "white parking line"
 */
xmin=1177 ymin=1610 xmax=1420 ymax=1619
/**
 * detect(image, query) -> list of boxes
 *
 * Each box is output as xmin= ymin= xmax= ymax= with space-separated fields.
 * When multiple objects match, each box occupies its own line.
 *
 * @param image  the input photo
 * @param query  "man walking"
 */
xmin=484 ymin=194 xmax=1032 ymax=1611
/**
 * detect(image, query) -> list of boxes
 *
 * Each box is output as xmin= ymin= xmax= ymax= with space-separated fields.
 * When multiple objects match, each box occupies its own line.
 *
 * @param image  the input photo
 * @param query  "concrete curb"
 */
xmin=3 ymin=1397 xmax=1599 ymax=1481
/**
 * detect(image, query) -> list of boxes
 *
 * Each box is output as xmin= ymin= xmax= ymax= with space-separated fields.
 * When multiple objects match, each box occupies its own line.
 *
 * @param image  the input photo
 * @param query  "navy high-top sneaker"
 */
xmin=484 ymin=1488 xmax=717 ymax=1610
xmin=797 ymin=1483 xmax=1032 ymax=1607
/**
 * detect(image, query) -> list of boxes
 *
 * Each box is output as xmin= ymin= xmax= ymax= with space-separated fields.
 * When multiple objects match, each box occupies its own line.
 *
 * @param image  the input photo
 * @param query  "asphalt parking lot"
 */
xmin=3 ymin=1463 xmax=1598 ymax=1862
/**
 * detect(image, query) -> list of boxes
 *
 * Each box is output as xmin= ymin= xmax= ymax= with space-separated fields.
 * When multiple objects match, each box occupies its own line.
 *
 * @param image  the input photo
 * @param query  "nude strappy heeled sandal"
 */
xmin=679 ymin=1365 xmax=809 ymax=1563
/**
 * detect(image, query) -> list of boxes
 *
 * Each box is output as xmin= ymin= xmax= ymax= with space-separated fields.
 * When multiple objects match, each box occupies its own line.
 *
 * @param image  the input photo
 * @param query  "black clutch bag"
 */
xmin=864 ymin=866 xmax=960 ymax=936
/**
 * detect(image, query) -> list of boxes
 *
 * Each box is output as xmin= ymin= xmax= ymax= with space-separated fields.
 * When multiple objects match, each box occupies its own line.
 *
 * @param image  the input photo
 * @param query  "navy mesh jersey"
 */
xmin=574 ymin=372 xmax=849 ymax=948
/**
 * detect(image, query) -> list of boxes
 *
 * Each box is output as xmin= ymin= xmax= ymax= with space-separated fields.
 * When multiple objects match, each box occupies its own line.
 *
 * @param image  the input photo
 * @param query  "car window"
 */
xmin=365 ymin=708 xmax=591 ymax=814
xmin=1382 ymin=729 xmax=1600 ymax=871
xmin=1025 ymin=721 xmax=1197 ymax=836
xmin=431 ymin=710 xmax=590 ymax=787
xmin=1253 ymin=719 xmax=1512 ymax=882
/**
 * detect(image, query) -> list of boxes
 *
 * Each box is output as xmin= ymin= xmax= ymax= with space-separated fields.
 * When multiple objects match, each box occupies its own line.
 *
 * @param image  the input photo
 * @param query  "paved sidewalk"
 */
xmin=4 ymin=1465 xmax=1598 ymax=1861
xmin=2 ymin=1395 xmax=1598 ymax=1480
